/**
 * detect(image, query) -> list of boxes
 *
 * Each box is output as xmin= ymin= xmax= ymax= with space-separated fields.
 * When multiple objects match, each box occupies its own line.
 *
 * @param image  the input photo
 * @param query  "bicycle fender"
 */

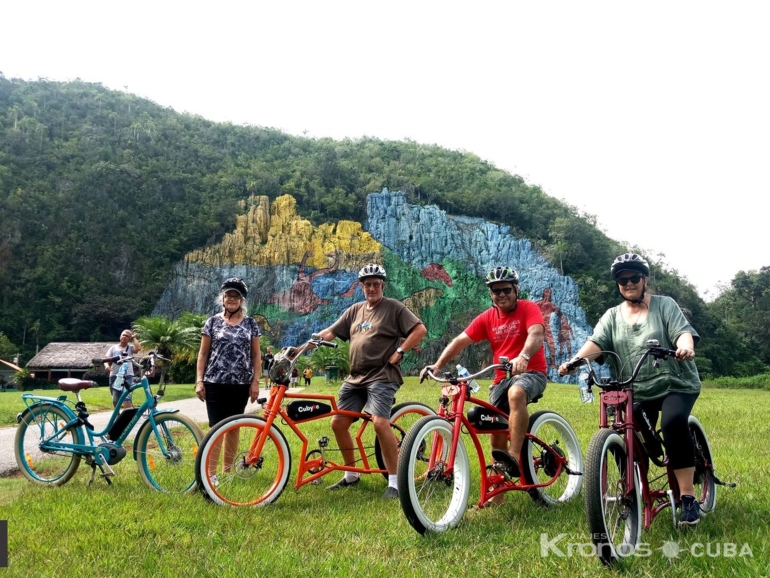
xmin=132 ymin=409 xmax=180 ymax=461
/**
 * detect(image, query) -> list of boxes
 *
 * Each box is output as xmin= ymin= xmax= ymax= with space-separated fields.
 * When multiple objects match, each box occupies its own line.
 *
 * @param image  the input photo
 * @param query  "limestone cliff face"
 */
xmin=154 ymin=190 xmax=593 ymax=382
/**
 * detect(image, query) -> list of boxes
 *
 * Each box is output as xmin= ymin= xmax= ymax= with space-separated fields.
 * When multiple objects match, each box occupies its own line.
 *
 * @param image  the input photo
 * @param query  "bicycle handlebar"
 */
xmin=576 ymin=340 xmax=678 ymax=391
xmin=424 ymin=363 xmax=508 ymax=384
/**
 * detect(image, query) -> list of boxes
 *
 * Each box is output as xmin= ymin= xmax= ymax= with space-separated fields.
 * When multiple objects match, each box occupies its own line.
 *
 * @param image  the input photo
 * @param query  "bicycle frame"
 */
xmin=245 ymin=381 xmax=413 ymax=490
xmin=427 ymin=376 xmax=571 ymax=506
xmin=596 ymin=385 xmax=679 ymax=530
xmin=21 ymin=371 xmax=180 ymax=464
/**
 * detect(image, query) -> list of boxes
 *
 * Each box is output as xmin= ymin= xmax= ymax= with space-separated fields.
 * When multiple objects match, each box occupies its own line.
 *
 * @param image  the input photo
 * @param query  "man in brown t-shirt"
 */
xmin=317 ymin=263 xmax=427 ymax=499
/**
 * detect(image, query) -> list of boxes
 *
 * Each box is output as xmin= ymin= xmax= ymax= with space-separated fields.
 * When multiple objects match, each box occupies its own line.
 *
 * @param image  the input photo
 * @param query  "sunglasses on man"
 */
xmin=490 ymin=287 xmax=514 ymax=295
xmin=617 ymin=274 xmax=643 ymax=286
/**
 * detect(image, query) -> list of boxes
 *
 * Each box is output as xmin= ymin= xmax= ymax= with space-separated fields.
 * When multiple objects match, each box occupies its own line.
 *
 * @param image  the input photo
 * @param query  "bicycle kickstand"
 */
xmin=88 ymin=456 xmax=116 ymax=486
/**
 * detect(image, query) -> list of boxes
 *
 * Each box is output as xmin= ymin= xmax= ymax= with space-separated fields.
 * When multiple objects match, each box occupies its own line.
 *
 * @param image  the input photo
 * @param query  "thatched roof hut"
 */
xmin=26 ymin=342 xmax=114 ymax=382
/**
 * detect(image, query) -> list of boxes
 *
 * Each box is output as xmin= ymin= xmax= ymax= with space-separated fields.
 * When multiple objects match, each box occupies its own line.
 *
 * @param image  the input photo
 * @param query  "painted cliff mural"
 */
xmin=153 ymin=189 xmax=592 ymax=382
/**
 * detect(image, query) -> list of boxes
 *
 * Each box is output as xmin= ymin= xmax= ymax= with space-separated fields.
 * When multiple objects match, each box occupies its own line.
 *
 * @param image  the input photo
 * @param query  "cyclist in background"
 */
xmin=104 ymin=329 xmax=142 ymax=409
xmin=421 ymin=266 xmax=547 ymax=503
xmin=558 ymin=253 xmax=702 ymax=527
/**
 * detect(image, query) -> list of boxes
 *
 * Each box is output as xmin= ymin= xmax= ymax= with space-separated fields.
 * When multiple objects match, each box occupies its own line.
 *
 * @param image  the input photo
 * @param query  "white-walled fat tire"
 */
xmin=522 ymin=410 xmax=583 ymax=506
xmin=397 ymin=415 xmax=470 ymax=534
xmin=195 ymin=414 xmax=291 ymax=507
xmin=584 ymin=429 xmax=642 ymax=566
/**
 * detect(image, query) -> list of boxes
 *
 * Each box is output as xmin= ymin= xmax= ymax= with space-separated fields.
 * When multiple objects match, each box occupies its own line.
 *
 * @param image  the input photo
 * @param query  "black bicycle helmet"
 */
xmin=610 ymin=253 xmax=650 ymax=280
xmin=485 ymin=266 xmax=519 ymax=286
xmin=358 ymin=263 xmax=387 ymax=281
xmin=221 ymin=277 xmax=248 ymax=298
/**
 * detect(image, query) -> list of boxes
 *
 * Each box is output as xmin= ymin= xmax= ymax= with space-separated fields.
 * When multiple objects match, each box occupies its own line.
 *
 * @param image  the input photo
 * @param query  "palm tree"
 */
xmin=132 ymin=316 xmax=200 ymax=362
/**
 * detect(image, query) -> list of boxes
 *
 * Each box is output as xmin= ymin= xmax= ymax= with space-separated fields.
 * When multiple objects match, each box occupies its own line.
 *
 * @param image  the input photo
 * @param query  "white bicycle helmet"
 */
xmin=610 ymin=253 xmax=650 ymax=279
xmin=358 ymin=263 xmax=387 ymax=281
xmin=485 ymin=266 xmax=519 ymax=286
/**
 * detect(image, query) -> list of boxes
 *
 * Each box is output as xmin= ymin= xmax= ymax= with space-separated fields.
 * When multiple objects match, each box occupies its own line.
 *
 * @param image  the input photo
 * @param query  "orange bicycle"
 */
xmin=195 ymin=336 xmax=434 ymax=506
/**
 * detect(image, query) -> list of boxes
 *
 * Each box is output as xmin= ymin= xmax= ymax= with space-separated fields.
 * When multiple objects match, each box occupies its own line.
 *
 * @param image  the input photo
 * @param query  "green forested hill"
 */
xmin=0 ymin=76 xmax=762 ymax=376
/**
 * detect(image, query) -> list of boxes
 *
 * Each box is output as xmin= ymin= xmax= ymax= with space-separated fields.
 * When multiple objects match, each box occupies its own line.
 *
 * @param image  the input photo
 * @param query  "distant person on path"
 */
xmin=263 ymin=346 xmax=274 ymax=389
xmin=316 ymin=263 xmax=427 ymax=499
xmin=196 ymin=278 xmax=261 ymax=485
xmin=104 ymin=329 xmax=142 ymax=409
xmin=303 ymin=366 xmax=313 ymax=386
xmin=559 ymin=253 xmax=703 ymax=527
xmin=290 ymin=366 xmax=299 ymax=385
xmin=421 ymin=266 xmax=547 ymax=505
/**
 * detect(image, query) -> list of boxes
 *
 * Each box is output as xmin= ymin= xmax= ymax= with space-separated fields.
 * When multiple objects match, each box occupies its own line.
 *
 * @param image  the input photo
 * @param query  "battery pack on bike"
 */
xmin=286 ymin=400 xmax=332 ymax=421
xmin=107 ymin=407 xmax=140 ymax=441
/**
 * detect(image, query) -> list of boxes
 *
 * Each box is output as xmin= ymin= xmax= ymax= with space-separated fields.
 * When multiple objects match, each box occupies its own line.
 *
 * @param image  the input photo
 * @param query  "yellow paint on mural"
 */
xmin=185 ymin=194 xmax=382 ymax=267
xmin=403 ymin=288 xmax=445 ymax=315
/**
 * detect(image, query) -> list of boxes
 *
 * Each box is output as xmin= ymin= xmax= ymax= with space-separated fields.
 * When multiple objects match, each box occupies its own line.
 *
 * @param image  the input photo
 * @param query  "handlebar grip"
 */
xmin=565 ymin=357 xmax=584 ymax=371
xmin=102 ymin=356 xmax=120 ymax=363
xmin=320 ymin=341 xmax=338 ymax=349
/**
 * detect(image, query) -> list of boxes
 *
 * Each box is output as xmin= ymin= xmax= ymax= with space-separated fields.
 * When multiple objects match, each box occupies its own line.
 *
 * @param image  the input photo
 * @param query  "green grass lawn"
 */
xmin=0 ymin=383 xmax=196 ymax=427
xmin=1 ymin=379 xmax=768 ymax=577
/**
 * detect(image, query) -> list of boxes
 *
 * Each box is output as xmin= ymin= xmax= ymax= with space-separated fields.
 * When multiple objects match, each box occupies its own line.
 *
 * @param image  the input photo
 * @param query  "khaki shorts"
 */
xmin=488 ymin=371 xmax=547 ymax=414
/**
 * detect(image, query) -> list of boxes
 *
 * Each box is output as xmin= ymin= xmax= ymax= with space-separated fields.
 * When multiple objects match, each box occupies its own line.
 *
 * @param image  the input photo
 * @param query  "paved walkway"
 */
xmin=0 ymin=387 xmax=302 ymax=476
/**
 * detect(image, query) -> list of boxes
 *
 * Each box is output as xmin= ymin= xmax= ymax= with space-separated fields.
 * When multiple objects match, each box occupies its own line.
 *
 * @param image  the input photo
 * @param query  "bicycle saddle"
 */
xmin=58 ymin=378 xmax=97 ymax=392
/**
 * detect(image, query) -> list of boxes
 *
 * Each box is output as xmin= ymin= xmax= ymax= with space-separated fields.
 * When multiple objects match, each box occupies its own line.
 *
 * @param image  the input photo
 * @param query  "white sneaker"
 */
xmin=210 ymin=474 xmax=220 ymax=488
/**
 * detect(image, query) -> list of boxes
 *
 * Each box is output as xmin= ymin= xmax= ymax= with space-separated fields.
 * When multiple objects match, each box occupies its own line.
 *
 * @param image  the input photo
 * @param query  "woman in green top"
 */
xmin=558 ymin=253 xmax=702 ymax=527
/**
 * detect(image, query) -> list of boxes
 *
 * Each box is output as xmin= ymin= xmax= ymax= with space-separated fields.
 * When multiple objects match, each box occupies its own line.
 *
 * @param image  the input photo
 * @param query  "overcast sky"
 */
xmin=3 ymin=2 xmax=768 ymax=300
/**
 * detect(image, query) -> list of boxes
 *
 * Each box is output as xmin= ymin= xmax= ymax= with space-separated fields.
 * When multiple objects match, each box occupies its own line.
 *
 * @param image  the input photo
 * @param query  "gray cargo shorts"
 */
xmin=337 ymin=381 xmax=399 ymax=419
xmin=488 ymin=371 xmax=547 ymax=414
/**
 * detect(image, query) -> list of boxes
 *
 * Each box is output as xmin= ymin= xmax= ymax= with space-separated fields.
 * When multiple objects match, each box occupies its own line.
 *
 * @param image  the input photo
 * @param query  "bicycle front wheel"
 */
xmin=195 ymin=415 xmax=291 ymax=507
xmin=135 ymin=412 xmax=204 ymax=493
xmin=522 ymin=410 xmax=583 ymax=506
xmin=14 ymin=404 xmax=83 ymax=486
xmin=584 ymin=428 xmax=642 ymax=566
xmin=689 ymin=415 xmax=717 ymax=514
xmin=397 ymin=415 xmax=470 ymax=535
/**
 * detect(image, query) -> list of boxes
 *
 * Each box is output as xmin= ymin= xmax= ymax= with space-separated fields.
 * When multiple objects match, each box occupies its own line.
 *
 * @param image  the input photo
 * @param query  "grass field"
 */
xmin=1 ymin=379 xmax=768 ymax=577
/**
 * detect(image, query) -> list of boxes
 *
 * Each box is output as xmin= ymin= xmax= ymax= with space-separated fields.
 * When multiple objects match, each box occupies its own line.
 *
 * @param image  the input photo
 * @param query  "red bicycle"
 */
xmin=397 ymin=360 xmax=583 ymax=534
xmin=195 ymin=336 xmax=434 ymax=506
xmin=567 ymin=340 xmax=732 ymax=565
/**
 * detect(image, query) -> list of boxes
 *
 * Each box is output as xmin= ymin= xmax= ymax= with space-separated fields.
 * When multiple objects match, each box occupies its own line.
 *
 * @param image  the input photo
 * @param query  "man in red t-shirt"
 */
xmin=421 ymin=266 xmax=546 ymax=487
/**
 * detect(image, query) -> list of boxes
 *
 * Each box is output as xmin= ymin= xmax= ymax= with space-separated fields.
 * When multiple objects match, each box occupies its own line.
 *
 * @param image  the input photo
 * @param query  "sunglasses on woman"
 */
xmin=617 ymin=275 xmax=643 ymax=286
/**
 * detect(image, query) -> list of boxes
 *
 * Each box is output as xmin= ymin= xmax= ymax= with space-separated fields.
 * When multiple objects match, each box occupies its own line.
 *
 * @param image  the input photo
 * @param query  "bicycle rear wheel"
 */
xmin=522 ymin=410 xmax=583 ymax=506
xmin=584 ymin=428 xmax=642 ymax=566
xmin=374 ymin=401 xmax=435 ymax=476
xmin=135 ymin=412 xmax=204 ymax=493
xmin=397 ymin=415 xmax=470 ymax=535
xmin=689 ymin=415 xmax=717 ymax=514
xmin=14 ymin=404 xmax=83 ymax=486
xmin=195 ymin=415 xmax=291 ymax=507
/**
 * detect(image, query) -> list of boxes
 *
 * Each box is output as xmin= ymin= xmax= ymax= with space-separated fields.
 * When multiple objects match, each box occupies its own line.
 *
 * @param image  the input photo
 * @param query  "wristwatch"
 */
xmin=396 ymin=347 xmax=405 ymax=356
xmin=520 ymin=353 xmax=531 ymax=361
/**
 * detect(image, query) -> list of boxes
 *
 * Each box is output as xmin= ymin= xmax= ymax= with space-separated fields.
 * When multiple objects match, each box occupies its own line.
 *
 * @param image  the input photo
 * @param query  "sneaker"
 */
xmin=382 ymin=486 xmax=399 ymax=500
xmin=491 ymin=449 xmax=521 ymax=478
xmin=678 ymin=494 xmax=700 ymax=527
xmin=326 ymin=476 xmax=360 ymax=491
xmin=210 ymin=474 xmax=220 ymax=488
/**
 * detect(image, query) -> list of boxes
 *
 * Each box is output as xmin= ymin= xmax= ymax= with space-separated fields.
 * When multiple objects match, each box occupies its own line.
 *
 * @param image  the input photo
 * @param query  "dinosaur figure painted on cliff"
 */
xmin=268 ymin=251 xmax=340 ymax=314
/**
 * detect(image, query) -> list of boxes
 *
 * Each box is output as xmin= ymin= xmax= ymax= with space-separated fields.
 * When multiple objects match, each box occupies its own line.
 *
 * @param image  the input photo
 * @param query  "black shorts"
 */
xmin=204 ymin=382 xmax=250 ymax=427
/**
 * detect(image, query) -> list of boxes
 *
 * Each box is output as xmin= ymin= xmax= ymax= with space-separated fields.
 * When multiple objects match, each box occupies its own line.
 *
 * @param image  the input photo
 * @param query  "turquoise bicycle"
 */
xmin=14 ymin=352 xmax=204 ymax=493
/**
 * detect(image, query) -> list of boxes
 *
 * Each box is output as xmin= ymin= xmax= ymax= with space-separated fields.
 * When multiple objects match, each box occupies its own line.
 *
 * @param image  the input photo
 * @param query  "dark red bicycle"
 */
xmin=566 ymin=339 xmax=732 ymax=565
